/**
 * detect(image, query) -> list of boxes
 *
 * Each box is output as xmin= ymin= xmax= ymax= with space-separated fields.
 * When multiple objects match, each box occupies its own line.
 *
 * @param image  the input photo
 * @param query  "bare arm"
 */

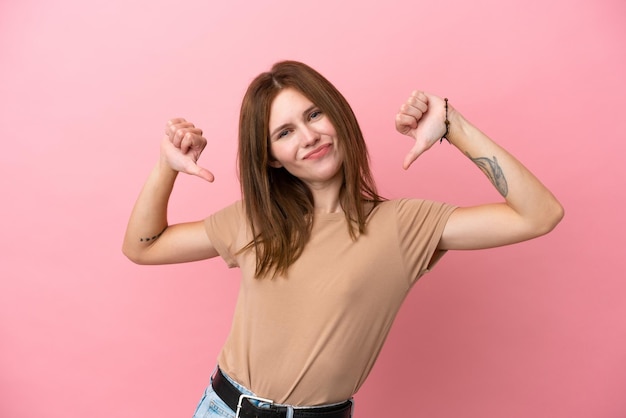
xmin=122 ymin=119 xmax=219 ymax=264
xmin=396 ymin=91 xmax=564 ymax=250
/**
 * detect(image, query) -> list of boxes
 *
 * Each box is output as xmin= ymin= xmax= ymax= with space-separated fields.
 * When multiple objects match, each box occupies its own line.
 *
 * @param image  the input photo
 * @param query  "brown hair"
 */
xmin=238 ymin=60 xmax=384 ymax=278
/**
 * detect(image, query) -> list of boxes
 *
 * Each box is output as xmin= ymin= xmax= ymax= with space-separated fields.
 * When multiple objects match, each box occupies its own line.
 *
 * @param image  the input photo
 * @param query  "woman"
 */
xmin=123 ymin=61 xmax=563 ymax=418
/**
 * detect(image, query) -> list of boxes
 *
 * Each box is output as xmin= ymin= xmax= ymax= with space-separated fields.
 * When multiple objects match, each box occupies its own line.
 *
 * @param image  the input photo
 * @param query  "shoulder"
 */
xmin=206 ymin=200 xmax=245 ymax=221
xmin=204 ymin=200 xmax=247 ymax=236
xmin=371 ymin=198 xmax=454 ymax=217
xmin=203 ymin=200 xmax=249 ymax=266
xmin=366 ymin=199 xmax=456 ymax=234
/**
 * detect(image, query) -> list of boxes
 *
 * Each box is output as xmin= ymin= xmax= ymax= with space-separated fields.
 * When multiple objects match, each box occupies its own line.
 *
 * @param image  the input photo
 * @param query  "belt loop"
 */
xmin=286 ymin=405 xmax=294 ymax=418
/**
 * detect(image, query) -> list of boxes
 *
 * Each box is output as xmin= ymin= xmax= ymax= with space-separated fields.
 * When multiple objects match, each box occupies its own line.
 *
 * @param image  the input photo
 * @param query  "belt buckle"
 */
xmin=235 ymin=393 xmax=274 ymax=418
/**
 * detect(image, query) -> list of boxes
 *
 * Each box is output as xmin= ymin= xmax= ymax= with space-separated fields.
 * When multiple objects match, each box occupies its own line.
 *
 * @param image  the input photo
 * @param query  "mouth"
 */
xmin=303 ymin=144 xmax=331 ymax=160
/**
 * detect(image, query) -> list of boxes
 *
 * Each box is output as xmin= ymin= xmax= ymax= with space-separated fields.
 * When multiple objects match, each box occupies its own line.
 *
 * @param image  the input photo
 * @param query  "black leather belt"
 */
xmin=211 ymin=367 xmax=353 ymax=418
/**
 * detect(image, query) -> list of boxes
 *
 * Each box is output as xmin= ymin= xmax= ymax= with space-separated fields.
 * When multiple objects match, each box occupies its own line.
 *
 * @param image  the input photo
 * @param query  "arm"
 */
xmin=122 ymin=118 xmax=219 ymax=264
xmin=396 ymin=91 xmax=564 ymax=250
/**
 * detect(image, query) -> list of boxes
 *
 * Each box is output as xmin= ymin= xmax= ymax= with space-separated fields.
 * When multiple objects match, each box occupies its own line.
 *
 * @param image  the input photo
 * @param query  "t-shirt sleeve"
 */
xmin=203 ymin=200 xmax=246 ymax=268
xmin=395 ymin=198 xmax=457 ymax=285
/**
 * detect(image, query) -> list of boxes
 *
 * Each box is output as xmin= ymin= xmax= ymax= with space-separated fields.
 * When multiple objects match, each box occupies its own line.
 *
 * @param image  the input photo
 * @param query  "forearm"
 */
xmin=122 ymin=161 xmax=178 ymax=261
xmin=446 ymin=107 xmax=563 ymax=233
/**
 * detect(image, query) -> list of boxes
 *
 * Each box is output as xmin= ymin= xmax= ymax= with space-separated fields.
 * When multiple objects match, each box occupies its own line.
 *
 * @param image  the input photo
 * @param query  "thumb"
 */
xmin=188 ymin=163 xmax=215 ymax=182
xmin=402 ymin=141 xmax=428 ymax=170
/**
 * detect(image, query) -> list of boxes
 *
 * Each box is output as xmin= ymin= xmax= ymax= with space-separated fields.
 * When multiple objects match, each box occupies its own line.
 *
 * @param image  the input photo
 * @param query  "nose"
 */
xmin=301 ymin=125 xmax=320 ymax=147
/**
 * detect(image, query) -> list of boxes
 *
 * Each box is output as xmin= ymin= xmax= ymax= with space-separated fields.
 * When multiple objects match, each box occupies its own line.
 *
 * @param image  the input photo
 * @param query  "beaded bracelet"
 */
xmin=440 ymin=97 xmax=450 ymax=144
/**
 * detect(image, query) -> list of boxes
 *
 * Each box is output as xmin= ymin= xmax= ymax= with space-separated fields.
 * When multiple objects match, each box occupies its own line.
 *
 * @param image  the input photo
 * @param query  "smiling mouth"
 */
xmin=303 ymin=144 xmax=331 ymax=160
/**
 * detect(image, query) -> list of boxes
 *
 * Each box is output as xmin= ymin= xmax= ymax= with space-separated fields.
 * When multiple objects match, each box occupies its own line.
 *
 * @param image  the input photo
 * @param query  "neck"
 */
xmin=306 ymin=178 xmax=344 ymax=215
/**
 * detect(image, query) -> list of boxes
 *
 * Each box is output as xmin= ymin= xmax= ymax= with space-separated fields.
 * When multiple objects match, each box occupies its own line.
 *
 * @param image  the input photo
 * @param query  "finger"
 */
xmin=401 ymin=103 xmax=423 ymax=122
xmin=402 ymin=141 xmax=429 ymax=170
xmin=410 ymin=90 xmax=428 ymax=106
xmin=167 ymin=120 xmax=197 ymax=144
xmin=187 ymin=163 xmax=215 ymax=183
xmin=197 ymin=167 xmax=215 ymax=183
xmin=401 ymin=98 xmax=427 ymax=120
xmin=180 ymin=131 xmax=207 ymax=154
xmin=402 ymin=91 xmax=428 ymax=119
xmin=166 ymin=118 xmax=189 ymax=137
xmin=166 ymin=118 xmax=187 ymax=128
xmin=173 ymin=127 xmax=203 ymax=149
xmin=403 ymin=152 xmax=417 ymax=171
xmin=395 ymin=112 xmax=417 ymax=134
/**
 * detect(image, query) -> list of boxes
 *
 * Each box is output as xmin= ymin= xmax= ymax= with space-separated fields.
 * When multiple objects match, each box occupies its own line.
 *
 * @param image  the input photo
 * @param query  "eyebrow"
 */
xmin=269 ymin=105 xmax=318 ymax=139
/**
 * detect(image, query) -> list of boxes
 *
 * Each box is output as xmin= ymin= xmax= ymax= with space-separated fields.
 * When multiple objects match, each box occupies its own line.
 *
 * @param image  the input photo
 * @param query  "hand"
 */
xmin=395 ymin=91 xmax=448 ymax=170
xmin=161 ymin=118 xmax=214 ymax=182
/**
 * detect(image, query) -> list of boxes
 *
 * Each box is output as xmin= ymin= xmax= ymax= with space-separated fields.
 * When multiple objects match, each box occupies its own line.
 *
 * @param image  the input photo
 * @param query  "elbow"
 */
xmin=122 ymin=243 xmax=149 ymax=265
xmin=546 ymin=199 xmax=565 ymax=232
xmin=553 ymin=201 xmax=565 ymax=227
xmin=534 ymin=200 xmax=565 ymax=237
xmin=122 ymin=246 xmax=138 ymax=264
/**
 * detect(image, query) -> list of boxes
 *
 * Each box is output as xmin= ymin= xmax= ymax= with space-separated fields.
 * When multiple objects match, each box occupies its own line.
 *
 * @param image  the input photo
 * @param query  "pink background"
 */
xmin=1 ymin=0 xmax=625 ymax=417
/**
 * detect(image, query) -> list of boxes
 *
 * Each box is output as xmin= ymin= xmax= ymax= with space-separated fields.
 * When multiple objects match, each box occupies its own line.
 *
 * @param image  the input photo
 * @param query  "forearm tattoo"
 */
xmin=465 ymin=152 xmax=509 ymax=197
xmin=139 ymin=226 xmax=167 ymax=242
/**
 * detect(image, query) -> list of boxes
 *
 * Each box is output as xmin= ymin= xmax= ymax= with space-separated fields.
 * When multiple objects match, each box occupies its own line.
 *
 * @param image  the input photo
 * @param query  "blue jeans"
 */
xmin=193 ymin=368 xmax=254 ymax=418
xmin=192 ymin=368 xmax=354 ymax=418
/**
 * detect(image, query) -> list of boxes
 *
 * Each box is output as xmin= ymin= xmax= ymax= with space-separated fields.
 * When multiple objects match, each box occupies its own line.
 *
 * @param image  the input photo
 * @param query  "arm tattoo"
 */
xmin=465 ymin=152 xmax=509 ymax=197
xmin=139 ymin=226 xmax=167 ymax=242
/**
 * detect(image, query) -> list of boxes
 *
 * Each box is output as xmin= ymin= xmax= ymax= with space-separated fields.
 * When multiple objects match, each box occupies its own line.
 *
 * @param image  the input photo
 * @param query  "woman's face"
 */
xmin=267 ymin=88 xmax=344 ymax=188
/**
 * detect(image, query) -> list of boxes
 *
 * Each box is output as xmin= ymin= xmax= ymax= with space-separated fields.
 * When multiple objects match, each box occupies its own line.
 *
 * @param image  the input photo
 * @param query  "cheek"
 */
xmin=269 ymin=140 xmax=282 ymax=156
xmin=324 ymin=118 xmax=338 ymax=135
xmin=269 ymin=142 xmax=292 ymax=165
xmin=332 ymin=137 xmax=345 ymax=159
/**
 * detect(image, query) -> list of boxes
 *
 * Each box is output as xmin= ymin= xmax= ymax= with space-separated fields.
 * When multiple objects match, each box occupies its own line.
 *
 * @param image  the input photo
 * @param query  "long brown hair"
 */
xmin=238 ymin=60 xmax=384 ymax=278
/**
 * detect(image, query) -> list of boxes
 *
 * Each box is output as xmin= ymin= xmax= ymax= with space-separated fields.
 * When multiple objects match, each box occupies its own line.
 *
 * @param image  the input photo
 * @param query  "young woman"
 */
xmin=123 ymin=61 xmax=563 ymax=418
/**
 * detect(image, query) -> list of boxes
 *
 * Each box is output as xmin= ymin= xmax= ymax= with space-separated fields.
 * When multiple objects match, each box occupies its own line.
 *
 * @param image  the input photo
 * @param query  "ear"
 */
xmin=268 ymin=158 xmax=282 ymax=168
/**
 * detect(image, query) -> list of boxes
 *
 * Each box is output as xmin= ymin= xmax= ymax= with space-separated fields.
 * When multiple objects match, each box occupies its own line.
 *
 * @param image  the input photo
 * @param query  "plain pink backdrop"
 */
xmin=1 ymin=0 xmax=625 ymax=417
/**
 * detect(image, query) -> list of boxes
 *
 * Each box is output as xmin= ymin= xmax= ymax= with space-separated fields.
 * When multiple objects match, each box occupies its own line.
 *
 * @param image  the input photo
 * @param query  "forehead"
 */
xmin=268 ymin=88 xmax=314 ymax=128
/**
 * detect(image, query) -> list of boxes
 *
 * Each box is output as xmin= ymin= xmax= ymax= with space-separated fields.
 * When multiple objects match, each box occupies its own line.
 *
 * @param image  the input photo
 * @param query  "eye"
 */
xmin=309 ymin=109 xmax=322 ymax=120
xmin=277 ymin=129 xmax=290 ymax=139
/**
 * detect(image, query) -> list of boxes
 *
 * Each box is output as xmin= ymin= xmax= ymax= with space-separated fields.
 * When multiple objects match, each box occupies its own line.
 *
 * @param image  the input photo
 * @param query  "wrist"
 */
xmin=443 ymin=105 xmax=467 ymax=145
xmin=155 ymin=158 xmax=179 ymax=181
